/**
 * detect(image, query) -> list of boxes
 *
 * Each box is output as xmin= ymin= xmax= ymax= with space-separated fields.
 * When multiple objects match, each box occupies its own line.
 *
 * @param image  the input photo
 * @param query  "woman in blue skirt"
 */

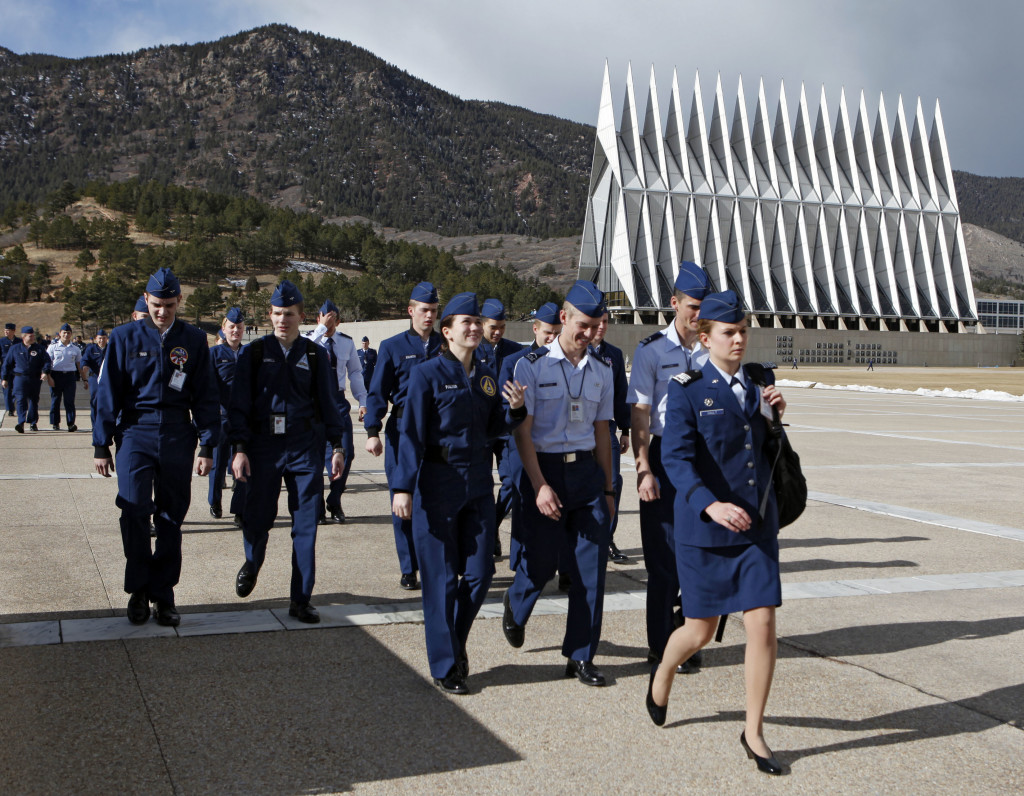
xmin=391 ymin=292 xmax=526 ymax=695
xmin=649 ymin=290 xmax=788 ymax=776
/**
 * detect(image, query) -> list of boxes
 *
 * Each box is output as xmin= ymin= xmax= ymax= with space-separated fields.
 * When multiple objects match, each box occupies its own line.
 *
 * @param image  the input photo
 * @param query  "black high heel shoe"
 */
xmin=646 ymin=664 xmax=667 ymax=726
xmin=740 ymin=731 xmax=783 ymax=775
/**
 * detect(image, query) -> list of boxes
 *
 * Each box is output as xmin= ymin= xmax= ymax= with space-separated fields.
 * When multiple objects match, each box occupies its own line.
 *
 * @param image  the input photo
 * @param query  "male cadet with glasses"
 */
xmin=590 ymin=309 xmax=631 ymax=563
xmin=208 ymin=307 xmax=246 ymax=523
xmin=357 ymin=336 xmax=377 ymax=387
xmin=46 ymin=322 xmax=84 ymax=431
xmin=502 ymin=281 xmax=616 ymax=687
xmin=496 ymin=301 xmax=561 ymax=565
xmin=306 ymin=299 xmax=366 ymax=524
xmin=476 ymin=298 xmax=523 ymax=558
xmin=364 ymin=281 xmax=442 ymax=590
xmin=2 ymin=326 xmax=51 ymax=433
xmin=81 ymin=329 xmax=108 ymax=428
xmin=229 ymin=281 xmax=346 ymax=624
xmin=1 ymin=323 xmax=18 ymax=417
xmin=628 ymin=260 xmax=711 ymax=674
xmin=93 ymin=267 xmax=219 ymax=627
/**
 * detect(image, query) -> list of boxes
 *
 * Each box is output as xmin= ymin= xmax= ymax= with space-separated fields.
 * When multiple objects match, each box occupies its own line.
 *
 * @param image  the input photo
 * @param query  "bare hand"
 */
xmin=392 ymin=492 xmax=412 ymax=520
xmin=232 ymin=452 xmax=251 ymax=482
xmin=606 ymin=494 xmax=616 ymax=523
xmin=762 ymin=385 xmax=786 ymax=418
xmin=619 ymin=432 xmax=630 ymax=454
xmin=195 ymin=456 xmax=212 ymax=477
xmin=502 ymin=379 xmax=526 ymax=410
xmin=94 ymin=457 xmax=114 ymax=477
xmin=535 ymin=484 xmax=563 ymax=520
xmin=365 ymin=437 xmax=383 ymax=457
xmin=358 ymin=406 xmax=366 ymax=421
xmin=329 ymin=450 xmax=345 ymax=480
xmin=45 ymin=374 xmax=54 ymax=387
xmin=637 ymin=470 xmax=660 ymax=502
xmin=707 ymin=501 xmax=751 ymax=532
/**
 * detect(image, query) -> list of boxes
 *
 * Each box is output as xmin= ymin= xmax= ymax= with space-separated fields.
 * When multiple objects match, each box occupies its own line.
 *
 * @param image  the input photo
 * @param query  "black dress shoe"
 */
xmin=646 ymin=664 xmax=667 ymax=726
xmin=68 ymin=424 xmax=77 ymax=432
xmin=326 ymin=506 xmax=346 ymax=524
xmin=209 ymin=503 xmax=222 ymax=519
xmin=493 ymin=535 xmax=502 ymax=559
xmin=564 ymin=658 xmax=606 ymax=686
xmin=235 ymin=561 xmax=258 ymax=598
xmin=740 ymin=731 xmax=783 ymax=775
xmin=30 ymin=423 xmax=38 ymax=431
xmin=152 ymin=600 xmax=180 ymax=627
xmin=502 ymin=591 xmax=524 ymax=648
xmin=433 ymin=667 xmax=469 ymax=695
xmin=679 ymin=649 xmax=703 ymax=674
xmin=51 ymin=424 xmax=60 ymax=431
xmin=289 ymin=601 xmax=320 ymax=624
xmin=127 ymin=591 xmax=150 ymax=625
xmin=456 ymin=649 xmax=469 ymax=678
xmin=400 ymin=572 xmax=419 ymax=590
xmin=233 ymin=514 xmax=242 ymax=529
xmin=557 ymin=573 xmax=571 ymax=593
xmin=608 ymin=542 xmax=630 ymax=563
xmin=14 ymin=423 xmax=24 ymax=434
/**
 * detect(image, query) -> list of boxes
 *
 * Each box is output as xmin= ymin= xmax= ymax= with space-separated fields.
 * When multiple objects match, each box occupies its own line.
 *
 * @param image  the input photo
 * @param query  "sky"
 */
xmin=1 ymin=0 xmax=1021 ymax=178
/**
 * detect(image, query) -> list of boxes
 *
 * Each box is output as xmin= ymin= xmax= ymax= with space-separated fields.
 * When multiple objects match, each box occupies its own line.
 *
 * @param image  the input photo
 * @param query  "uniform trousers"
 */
xmin=608 ymin=426 xmax=623 ymax=537
xmin=241 ymin=427 xmax=322 ymax=604
xmin=87 ymin=374 xmax=100 ymax=428
xmin=413 ymin=462 xmax=496 ymax=679
xmin=3 ymin=378 xmax=14 ymax=414
xmin=114 ymin=420 xmax=197 ymax=604
xmin=383 ymin=414 xmax=418 ymax=575
xmin=48 ymin=370 xmax=77 ymax=426
xmin=507 ymin=452 xmax=610 ymax=661
xmin=322 ymin=394 xmax=354 ymax=512
xmin=13 ymin=375 xmax=41 ymax=425
xmin=208 ymin=415 xmax=247 ymax=515
xmin=492 ymin=438 xmax=514 ymax=527
xmin=639 ymin=435 xmax=681 ymax=659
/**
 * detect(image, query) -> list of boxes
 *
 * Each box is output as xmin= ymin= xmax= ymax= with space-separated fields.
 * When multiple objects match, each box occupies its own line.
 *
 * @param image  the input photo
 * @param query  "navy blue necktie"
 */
xmin=326 ymin=336 xmax=338 ymax=370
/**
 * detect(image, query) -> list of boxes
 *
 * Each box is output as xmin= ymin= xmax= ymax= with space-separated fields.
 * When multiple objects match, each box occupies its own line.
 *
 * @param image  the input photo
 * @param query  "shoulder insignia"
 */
xmin=336 ymin=331 xmax=352 ymax=339
xmin=671 ymin=369 xmax=703 ymax=387
xmin=525 ymin=349 xmax=549 ymax=363
xmin=590 ymin=352 xmax=610 ymax=367
xmin=639 ymin=331 xmax=665 ymax=346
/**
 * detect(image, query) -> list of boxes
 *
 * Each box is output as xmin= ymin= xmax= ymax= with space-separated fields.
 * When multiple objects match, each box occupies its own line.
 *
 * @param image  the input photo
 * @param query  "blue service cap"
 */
xmin=674 ymin=260 xmax=712 ymax=300
xmin=271 ymin=279 xmax=303 ymax=307
xmin=96 ymin=329 xmax=107 ymax=336
xmin=4 ymin=323 xmax=14 ymax=330
xmin=134 ymin=295 xmax=149 ymax=313
xmin=409 ymin=281 xmax=438 ymax=303
xmin=224 ymin=306 xmax=244 ymax=324
xmin=319 ymin=299 xmax=339 ymax=316
xmin=20 ymin=325 xmax=33 ymax=334
xmin=441 ymin=291 xmax=479 ymax=320
xmin=480 ymin=298 xmax=506 ymax=321
xmin=564 ymin=280 xmax=605 ymax=318
xmin=60 ymin=323 xmax=72 ymax=332
xmin=697 ymin=290 xmax=746 ymax=324
xmin=534 ymin=301 xmax=560 ymax=325
xmin=145 ymin=267 xmax=181 ymax=298
xmin=361 ymin=336 xmax=369 ymax=342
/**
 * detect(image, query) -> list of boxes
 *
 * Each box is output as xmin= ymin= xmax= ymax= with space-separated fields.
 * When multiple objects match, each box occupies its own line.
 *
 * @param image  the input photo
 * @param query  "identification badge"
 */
xmin=569 ymin=400 xmax=583 ymax=422
xmin=168 ymin=369 xmax=186 ymax=391
xmin=759 ymin=388 xmax=774 ymax=421
xmin=273 ymin=415 xmax=287 ymax=435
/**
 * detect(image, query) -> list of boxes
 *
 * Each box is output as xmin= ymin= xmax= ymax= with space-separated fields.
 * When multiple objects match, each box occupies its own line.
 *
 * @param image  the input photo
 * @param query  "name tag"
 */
xmin=402 ymin=354 xmax=418 ymax=360
xmin=569 ymin=400 xmax=583 ymax=422
xmin=539 ymin=382 xmax=557 ymax=388
xmin=699 ymin=408 xmax=724 ymax=416
xmin=168 ymin=369 xmax=187 ymax=391
xmin=661 ymin=361 xmax=682 ymax=369
xmin=443 ymin=384 xmax=459 ymax=390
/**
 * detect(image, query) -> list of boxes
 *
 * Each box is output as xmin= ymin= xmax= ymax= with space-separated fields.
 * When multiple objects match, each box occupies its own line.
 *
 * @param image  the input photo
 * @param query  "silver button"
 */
xmin=747 ymin=461 xmax=754 ymax=468
xmin=743 ymin=424 xmax=750 ymax=431
xmin=745 ymin=444 xmax=752 ymax=450
xmin=748 ymin=479 xmax=756 ymax=486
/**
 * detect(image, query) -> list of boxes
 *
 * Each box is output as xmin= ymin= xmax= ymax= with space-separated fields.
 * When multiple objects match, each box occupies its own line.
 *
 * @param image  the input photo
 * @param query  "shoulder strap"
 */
xmin=525 ymin=348 xmax=549 ymax=363
xmin=639 ymin=331 xmax=664 ymax=346
xmin=670 ymin=369 xmax=703 ymax=387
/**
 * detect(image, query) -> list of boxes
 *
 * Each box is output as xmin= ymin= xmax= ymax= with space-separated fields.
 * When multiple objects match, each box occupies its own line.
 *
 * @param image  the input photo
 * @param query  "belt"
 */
xmin=254 ymin=417 xmax=314 ymax=434
xmin=537 ymin=449 xmax=594 ymax=463
xmin=123 ymin=409 xmax=191 ymax=425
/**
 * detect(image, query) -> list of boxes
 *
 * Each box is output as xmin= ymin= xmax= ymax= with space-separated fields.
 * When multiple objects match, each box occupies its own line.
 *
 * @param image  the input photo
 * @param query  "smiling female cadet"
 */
xmin=391 ymin=292 xmax=526 ymax=694
xmin=648 ymin=290 xmax=788 ymax=776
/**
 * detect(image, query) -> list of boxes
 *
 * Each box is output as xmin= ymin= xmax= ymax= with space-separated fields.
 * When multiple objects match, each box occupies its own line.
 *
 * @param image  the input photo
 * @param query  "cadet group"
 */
xmin=1 ymin=262 xmax=718 ymax=695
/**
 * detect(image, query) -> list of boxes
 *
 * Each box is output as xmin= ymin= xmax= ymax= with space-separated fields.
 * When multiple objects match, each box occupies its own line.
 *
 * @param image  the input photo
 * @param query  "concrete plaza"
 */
xmin=0 ymin=381 xmax=1022 ymax=794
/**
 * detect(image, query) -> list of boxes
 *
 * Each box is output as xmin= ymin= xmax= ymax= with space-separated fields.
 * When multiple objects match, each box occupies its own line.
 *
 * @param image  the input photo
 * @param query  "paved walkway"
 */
xmin=1 ymin=384 xmax=1022 ymax=794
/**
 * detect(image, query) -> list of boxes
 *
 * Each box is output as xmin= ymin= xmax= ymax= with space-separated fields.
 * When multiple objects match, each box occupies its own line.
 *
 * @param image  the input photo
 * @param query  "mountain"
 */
xmin=0 ymin=25 xmax=592 ymax=236
xmin=952 ymin=171 xmax=1024 ymax=247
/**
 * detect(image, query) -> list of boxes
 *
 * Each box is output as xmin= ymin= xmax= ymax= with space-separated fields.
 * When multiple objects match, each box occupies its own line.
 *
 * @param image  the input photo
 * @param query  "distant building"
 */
xmin=578 ymin=65 xmax=978 ymax=333
xmin=977 ymin=299 xmax=1024 ymax=333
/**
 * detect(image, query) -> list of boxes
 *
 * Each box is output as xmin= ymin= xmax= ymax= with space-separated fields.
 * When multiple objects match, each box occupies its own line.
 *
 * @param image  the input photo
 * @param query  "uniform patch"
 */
xmin=29 ymin=350 xmax=37 ymax=356
xmin=704 ymin=398 xmax=714 ymax=406
xmin=296 ymin=354 xmax=310 ymax=370
xmin=480 ymin=375 xmax=497 ymax=396
xmin=169 ymin=347 xmax=189 ymax=367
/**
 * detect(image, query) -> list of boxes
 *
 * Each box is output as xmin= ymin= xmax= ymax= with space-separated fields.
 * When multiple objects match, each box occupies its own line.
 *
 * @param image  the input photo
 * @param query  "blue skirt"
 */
xmin=676 ymin=536 xmax=781 ymax=618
